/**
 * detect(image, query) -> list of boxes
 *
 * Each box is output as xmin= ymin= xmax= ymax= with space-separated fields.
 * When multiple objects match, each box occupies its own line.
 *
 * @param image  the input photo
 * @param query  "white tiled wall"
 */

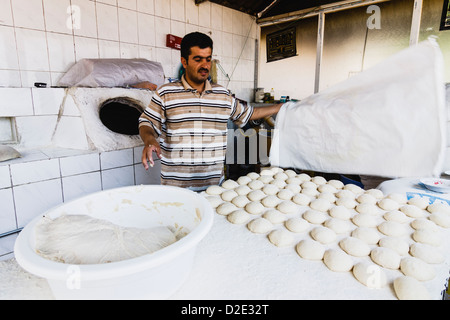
xmin=0 ymin=146 xmax=161 ymax=259
xmin=0 ymin=0 xmax=258 ymax=101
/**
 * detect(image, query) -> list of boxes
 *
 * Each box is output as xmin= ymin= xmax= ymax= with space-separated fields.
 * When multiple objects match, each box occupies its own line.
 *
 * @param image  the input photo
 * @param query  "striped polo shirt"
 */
xmin=139 ymin=75 xmax=254 ymax=190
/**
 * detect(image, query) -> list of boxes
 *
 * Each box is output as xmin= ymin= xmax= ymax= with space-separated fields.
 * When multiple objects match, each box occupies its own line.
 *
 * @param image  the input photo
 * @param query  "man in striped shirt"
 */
xmin=139 ymin=32 xmax=282 ymax=191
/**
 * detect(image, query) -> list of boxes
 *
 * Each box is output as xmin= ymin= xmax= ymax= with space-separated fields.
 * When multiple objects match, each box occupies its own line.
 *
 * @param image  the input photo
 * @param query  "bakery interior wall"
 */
xmin=258 ymin=0 xmax=450 ymax=101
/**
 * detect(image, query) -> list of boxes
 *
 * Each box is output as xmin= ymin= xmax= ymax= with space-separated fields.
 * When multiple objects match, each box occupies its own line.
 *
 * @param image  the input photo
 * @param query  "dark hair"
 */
xmin=180 ymin=32 xmax=213 ymax=60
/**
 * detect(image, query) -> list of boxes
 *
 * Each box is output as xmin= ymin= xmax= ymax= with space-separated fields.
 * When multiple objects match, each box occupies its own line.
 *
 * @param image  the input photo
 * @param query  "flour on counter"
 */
xmin=35 ymin=214 xmax=177 ymax=264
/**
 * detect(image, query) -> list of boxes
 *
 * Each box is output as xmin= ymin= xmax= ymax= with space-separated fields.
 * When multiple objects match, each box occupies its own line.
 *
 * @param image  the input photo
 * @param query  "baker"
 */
xmin=139 ymin=32 xmax=283 ymax=191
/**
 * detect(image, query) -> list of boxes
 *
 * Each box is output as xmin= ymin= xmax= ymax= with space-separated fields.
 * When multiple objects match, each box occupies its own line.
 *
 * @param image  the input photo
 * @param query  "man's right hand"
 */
xmin=142 ymin=143 xmax=161 ymax=170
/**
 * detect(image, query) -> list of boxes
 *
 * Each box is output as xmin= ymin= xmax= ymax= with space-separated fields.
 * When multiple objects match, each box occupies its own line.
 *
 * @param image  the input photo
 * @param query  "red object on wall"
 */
xmin=166 ymin=34 xmax=182 ymax=50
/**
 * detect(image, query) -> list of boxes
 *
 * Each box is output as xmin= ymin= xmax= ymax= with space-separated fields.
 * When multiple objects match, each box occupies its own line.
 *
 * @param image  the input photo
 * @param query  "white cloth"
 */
xmin=270 ymin=38 xmax=446 ymax=178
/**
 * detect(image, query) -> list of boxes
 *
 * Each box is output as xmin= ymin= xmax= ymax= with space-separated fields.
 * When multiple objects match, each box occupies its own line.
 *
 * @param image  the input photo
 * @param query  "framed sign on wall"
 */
xmin=440 ymin=0 xmax=450 ymax=30
xmin=266 ymin=27 xmax=297 ymax=62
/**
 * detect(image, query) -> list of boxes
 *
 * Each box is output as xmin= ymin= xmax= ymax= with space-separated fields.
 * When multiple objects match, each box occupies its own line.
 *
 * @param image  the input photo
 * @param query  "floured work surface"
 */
xmin=172 ymin=168 xmax=450 ymax=300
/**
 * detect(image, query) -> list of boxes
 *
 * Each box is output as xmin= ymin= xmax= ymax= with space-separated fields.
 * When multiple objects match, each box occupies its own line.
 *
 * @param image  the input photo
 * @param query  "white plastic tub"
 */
xmin=14 ymin=185 xmax=214 ymax=300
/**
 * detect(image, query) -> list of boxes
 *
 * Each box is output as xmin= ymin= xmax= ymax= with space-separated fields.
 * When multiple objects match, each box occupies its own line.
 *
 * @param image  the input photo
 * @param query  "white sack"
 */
xmin=58 ymin=58 xmax=165 ymax=88
xmin=270 ymin=38 xmax=446 ymax=178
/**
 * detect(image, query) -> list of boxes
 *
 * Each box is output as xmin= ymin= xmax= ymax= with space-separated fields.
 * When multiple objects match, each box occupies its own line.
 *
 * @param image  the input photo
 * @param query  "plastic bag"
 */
xmin=270 ymin=38 xmax=446 ymax=178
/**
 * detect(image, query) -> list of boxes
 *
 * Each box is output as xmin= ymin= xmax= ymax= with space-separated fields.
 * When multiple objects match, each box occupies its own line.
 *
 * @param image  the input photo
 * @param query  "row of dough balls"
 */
xmin=204 ymin=168 xmax=450 ymax=299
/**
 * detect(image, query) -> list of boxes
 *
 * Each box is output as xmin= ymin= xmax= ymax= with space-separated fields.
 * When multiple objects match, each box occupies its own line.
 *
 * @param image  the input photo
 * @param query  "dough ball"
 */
xmin=323 ymin=218 xmax=352 ymax=234
xmin=261 ymin=195 xmax=281 ymax=208
xmin=247 ymin=189 xmax=266 ymax=201
xmin=335 ymin=189 xmax=355 ymax=199
xmin=205 ymin=195 xmax=223 ymax=208
xmin=352 ymin=262 xmax=387 ymax=289
xmin=309 ymin=198 xmax=332 ymax=212
xmin=273 ymin=172 xmax=288 ymax=180
xmin=383 ymin=210 xmax=410 ymax=224
xmin=317 ymin=192 xmax=336 ymax=203
xmin=386 ymin=193 xmax=407 ymax=204
xmin=301 ymin=181 xmax=317 ymax=189
xmin=329 ymin=206 xmax=352 ymax=220
xmin=246 ymin=172 xmax=260 ymax=179
xmin=351 ymin=227 xmax=381 ymax=245
xmin=231 ymin=195 xmax=251 ymax=208
xmin=216 ymin=202 xmax=238 ymax=215
xmin=296 ymin=173 xmax=311 ymax=181
xmin=410 ymin=218 xmax=438 ymax=231
xmin=268 ymin=229 xmax=294 ymax=247
xmin=335 ymin=197 xmax=357 ymax=209
xmin=285 ymin=217 xmax=309 ymax=233
xmin=260 ymin=168 xmax=275 ymax=176
xmin=370 ymin=247 xmax=401 ymax=269
xmin=292 ymin=193 xmax=311 ymax=206
xmin=303 ymin=209 xmax=328 ymax=224
xmin=227 ymin=209 xmax=251 ymax=224
xmin=343 ymin=183 xmax=364 ymax=195
xmin=365 ymin=189 xmax=384 ymax=199
xmin=262 ymin=184 xmax=279 ymax=196
xmin=356 ymin=193 xmax=377 ymax=205
xmin=427 ymin=201 xmax=450 ymax=214
xmin=317 ymin=184 xmax=337 ymax=194
xmin=356 ymin=203 xmax=381 ymax=215
xmin=412 ymin=229 xmax=441 ymax=246
xmin=284 ymin=169 xmax=297 ymax=177
xmin=400 ymin=205 xmax=426 ymax=218
xmin=236 ymin=175 xmax=252 ymax=185
xmin=277 ymin=200 xmax=298 ymax=214
xmin=328 ymin=179 xmax=344 ymax=189
xmin=310 ymin=226 xmax=337 ymax=244
xmin=270 ymin=178 xmax=287 ymax=188
xmin=277 ymin=189 xmax=294 ymax=200
xmin=351 ymin=213 xmax=379 ymax=228
xmin=407 ymin=196 xmax=429 ymax=210
xmin=206 ymin=185 xmax=224 ymax=195
xmin=301 ymin=187 xmax=319 ymax=197
xmin=222 ymin=179 xmax=239 ymax=189
xmin=323 ymin=249 xmax=353 ymax=272
xmin=394 ymin=276 xmax=431 ymax=300
xmin=400 ymin=257 xmax=436 ymax=281
xmin=270 ymin=167 xmax=283 ymax=174
xmin=263 ymin=209 xmax=286 ymax=224
xmin=409 ymin=243 xmax=444 ymax=264
xmin=311 ymin=176 xmax=327 ymax=185
xmin=247 ymin=217 xmax=273 ymax=234
xmin=248 ymin=179 xmax=265 ymax=190
xmin=429 ymin=211 xmax=450 ymax=228
xmin=296 ymin=239 xmax=325 ymax=260
xmin=379 ymin=236 xmax=409 ymax=256
xmin=221 ymin=189 xmax=238 ymax=201
xmin=377 ymin=198 xmax=400 ymax=211
xmin=258 ymin=175 xmax=274 ymax=184
xmin=286 ymin=177 xmax=302 ymax=185
xmin=234 ymin=185 xmax=252 ymax=196
xmin=377 ymin=221 xmax=407 ymax=237
xmin=245 ymin=201 xmax=265 ymax=215
xmin=284 ymin=183 xmax=301 ymax=194
xmin=339 ymin=237 xmax=371 ymax=257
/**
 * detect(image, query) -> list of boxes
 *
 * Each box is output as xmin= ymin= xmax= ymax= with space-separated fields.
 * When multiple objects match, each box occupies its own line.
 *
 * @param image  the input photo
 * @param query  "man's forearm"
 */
xmin=249 ymin=103 xmax=283 ymax=120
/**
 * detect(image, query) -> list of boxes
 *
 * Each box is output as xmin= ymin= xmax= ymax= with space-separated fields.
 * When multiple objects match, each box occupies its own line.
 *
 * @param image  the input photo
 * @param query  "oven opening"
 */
xmin=99 ymin=97 xmax=144 ymax=135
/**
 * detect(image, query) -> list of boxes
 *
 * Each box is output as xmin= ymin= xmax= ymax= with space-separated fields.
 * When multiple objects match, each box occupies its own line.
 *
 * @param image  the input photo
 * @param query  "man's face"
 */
xmin=181 ymin=46 xmax=212 ymax=86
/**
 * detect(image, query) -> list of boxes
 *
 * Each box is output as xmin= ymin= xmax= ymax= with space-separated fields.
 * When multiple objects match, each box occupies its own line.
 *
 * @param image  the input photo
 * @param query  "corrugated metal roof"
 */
xmin=195 ymin=0 xmax=342 ymax=18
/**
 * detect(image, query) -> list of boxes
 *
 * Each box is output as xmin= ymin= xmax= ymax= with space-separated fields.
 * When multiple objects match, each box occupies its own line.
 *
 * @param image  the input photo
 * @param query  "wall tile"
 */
xmin=0 ymin=188 xmax=16 ymax=234
xmin=101 ymin=165 xmax=134 ymax=190
xmin=14 ymin=115 xmax=58 ymax=148
xmin=119 ymin=8 xmax=138 ymax=44
xmin=60 ymin=153 xmax=100 ymax=176
xmin=0 ymin=0 xmax=13 ymax=26
xmin=0 ymin=26 xmax=19 ymax=70
xmin=43 ymin=0 xmax=72 ymax=34
xmin=154 ymin=0 xmax=170 ymax=19
xmin=211 ymin=3 xmax=223 ymax=31
xmin=15 ymin=28 xmax=49 ymax=72
xmin=72 ymin=0 xmax=98 ymax=38
xmin=198 ymin=2 xmax=210 ymax=28
xmin=170 ymin=0 xmax=185 ymax=22
xmin=0 ymin=88 xmax=33 ymax=117
xmin=138 ymin=13 xmax=155 ymax=46
xmin=10 ymin=158 xmax=60 ymax=186
xmin=11 ymin=0 xmax=45 ymax=30
xmin=154 ymin=16 xmax=171 ymax=48
xmin=118 ymin=0 xmax=137 ymax=10
xmin=32 ymin=88 xmax=65 ymax=115
xmin=62 ymin=171 xmax=102 ymax=202
xmin=100 ymin=148 xmax=134 ymax=170
xmin=14 ymin=179 xmax=63 ymax=227
xmin=96 ymin=2 xmax=119 ymax=41
xmin=0 ymin=70 xmax=21 ymax=87
xmin=185 ymin=0 xmax=198 ymax=25
xmin=134 ymin=161 xmax=160 ymax=185
xmin=222 ymin=6 xmax=233 ymax=33
xmin=137 ymin=0 xmax=154 ymax=15
xmin=74 ymin=36 xmax=99 ymax=60
xmin=98 ymin=39 xmax=121 ymax=58
xmin=47 ymin=32 xmax=76 ymax=73
xmin=0 ymin=165 xmax=11 ymax=189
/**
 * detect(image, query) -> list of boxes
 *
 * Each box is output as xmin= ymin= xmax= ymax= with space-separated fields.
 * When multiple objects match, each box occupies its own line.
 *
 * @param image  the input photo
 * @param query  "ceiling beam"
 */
xmin=257 ymin=0 xmax=391 ymax=26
